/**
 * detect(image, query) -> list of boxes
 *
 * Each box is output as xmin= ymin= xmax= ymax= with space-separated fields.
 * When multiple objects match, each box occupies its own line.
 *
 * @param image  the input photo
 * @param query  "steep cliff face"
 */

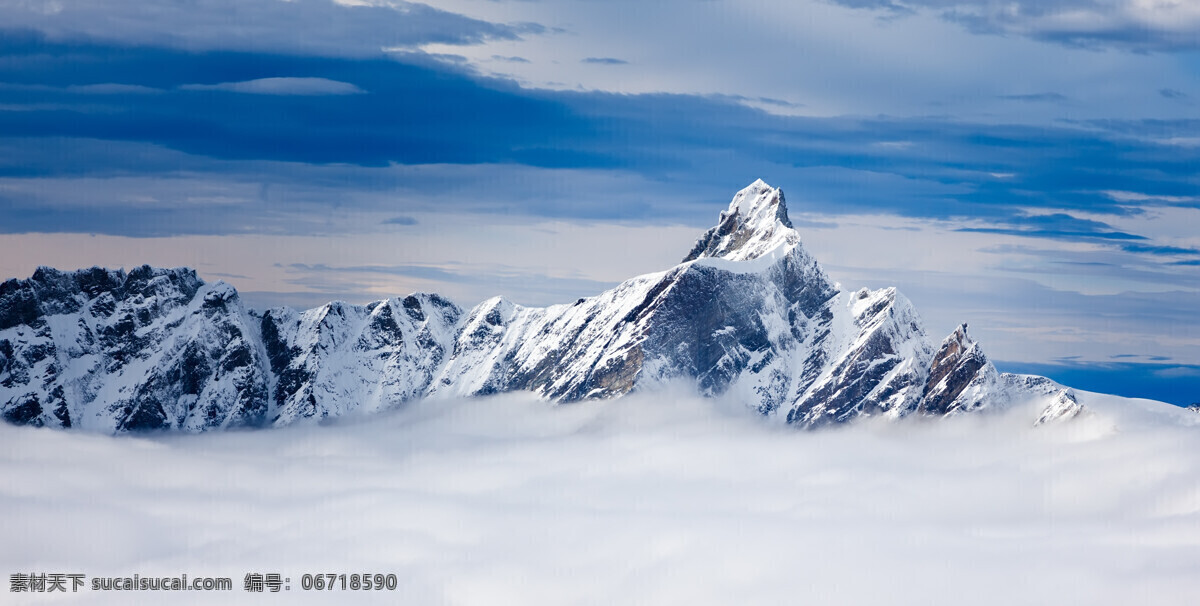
xmin=0 ymin=180 xmax=1091 ymax=433
xmin=261 ymin=294 xmax=461 ymax=424
xmin=784 ymin=287 xmax=934 ymax=427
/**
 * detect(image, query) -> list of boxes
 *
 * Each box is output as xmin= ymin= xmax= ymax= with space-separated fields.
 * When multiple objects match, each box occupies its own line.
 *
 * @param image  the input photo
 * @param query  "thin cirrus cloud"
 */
xmin=281 ymin=262 xmax=621 ymax=308
xmin=65 ymin=83 xmax=162 ymax=94
xmin=381 ymin=216 xmax=419 ymax=226
xmin=956 ymin=213 xmax=1148 ymax=242
xmin=0 ymin=0 xmax=546 ymax=56
xmin=581 ymin=57 xmax=629 ymax=65
xmin=179 ymin=77 xmax=366 ymax=96
xmin=830 ymin=0 xmax=1200 ymax=51
xmin=998 ymin=92 xmax=1069 ymax=103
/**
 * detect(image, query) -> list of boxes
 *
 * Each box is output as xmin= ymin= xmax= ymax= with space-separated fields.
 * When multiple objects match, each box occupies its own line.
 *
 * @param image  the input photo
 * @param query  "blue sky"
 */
xmin=0 ymin=0 xmax=1197 ymax=405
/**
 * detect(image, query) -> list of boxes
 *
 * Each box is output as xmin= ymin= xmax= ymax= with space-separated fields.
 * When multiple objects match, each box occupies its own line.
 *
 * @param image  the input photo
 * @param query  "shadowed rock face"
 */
xmin=0 ymin=181 xmax=1082 ymax=432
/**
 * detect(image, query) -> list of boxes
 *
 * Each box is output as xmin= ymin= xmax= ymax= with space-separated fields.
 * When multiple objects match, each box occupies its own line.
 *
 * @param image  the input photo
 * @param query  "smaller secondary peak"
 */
xmin=683 ymin=180 xmax=800 ymax=262
xmin=934 ymin=323 xmax=980 ymax=359
xmin=931 ymin=323 xmax=986 ymax=370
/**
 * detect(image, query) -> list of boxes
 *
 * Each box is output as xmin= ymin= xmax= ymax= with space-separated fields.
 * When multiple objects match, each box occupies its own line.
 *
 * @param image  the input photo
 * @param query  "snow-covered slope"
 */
xmin=0 ymin=180 xmax=1164 ymax=432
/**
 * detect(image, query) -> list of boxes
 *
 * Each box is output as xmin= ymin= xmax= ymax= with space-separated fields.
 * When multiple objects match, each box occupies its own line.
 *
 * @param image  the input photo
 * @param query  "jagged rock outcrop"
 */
xmin=0 ymin=180 xmax=1091 ymax=432
xmin=919 ymin=323 xmax=1000 ymax=416
xmin=0 ymin=266 xmax=268 ymax=431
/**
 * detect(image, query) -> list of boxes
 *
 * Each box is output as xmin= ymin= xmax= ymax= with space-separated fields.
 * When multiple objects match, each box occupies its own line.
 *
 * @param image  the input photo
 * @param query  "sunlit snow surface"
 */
xmin=3 ymin=389 xmax=1199 ymax=605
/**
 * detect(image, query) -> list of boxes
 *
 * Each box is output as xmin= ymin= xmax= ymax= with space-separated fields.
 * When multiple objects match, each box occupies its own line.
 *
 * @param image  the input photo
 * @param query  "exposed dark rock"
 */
xmin=0 ymin=280 xmax=40 ymax=330
xmin=118 ymin=397 xmax=169 ymax=432
xmin=401 ymin=295 xmax=425 ymax=321
xmin=3 ymin=394 xmax=42 ymax=426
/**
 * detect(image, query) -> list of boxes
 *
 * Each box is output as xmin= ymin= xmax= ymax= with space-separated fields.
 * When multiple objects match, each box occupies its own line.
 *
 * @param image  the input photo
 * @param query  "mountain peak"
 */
xmin=683 ymin=179 xmax=800 ymax=262
xmin=730 ymin=179 xmax=793 ymax=228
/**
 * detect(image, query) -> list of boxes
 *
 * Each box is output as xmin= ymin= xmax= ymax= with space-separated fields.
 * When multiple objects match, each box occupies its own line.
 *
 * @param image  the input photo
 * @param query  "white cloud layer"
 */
xmin=3 ymin=389 xmax=1199 ymax=605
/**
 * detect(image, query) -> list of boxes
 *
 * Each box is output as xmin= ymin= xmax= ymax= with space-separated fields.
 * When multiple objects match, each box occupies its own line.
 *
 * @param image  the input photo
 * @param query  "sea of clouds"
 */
xmin=3 ymin=387 xmax=1199 ymax=605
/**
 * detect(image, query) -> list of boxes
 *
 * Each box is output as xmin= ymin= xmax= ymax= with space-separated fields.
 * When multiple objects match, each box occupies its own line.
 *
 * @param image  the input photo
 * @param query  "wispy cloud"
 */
xmin=1119 ymin=243 xmax=1200 ymax=257
xmin=66 ymin=83 xmax=162 ymax=95
xmin=1102 ymin=190 xmax=1200 ymax=205
xmin=957 ymin=213 xmax=1146 ymax=242
xmin=581 ymin=57 xmax=628 ymax=65
xmin=179 ymin=77 xmax=365 ymax=96
xmin=999 ymin=92 xmax=1068 ymax=103
xmin=381 ymin=216 xmax=418 ymax=226
xmin=829 ymin=0 xmax=1200 ymax=52
xmin=284 ymin=262 xmax=619 ymax=307
xmin=0 ymin=0 xmax=546 ymax=56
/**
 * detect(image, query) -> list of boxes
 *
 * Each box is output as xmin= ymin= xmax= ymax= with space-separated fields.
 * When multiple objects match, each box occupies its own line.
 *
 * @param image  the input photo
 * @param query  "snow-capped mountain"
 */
xmin=0 ymin=180 xmax=1114 ymax=432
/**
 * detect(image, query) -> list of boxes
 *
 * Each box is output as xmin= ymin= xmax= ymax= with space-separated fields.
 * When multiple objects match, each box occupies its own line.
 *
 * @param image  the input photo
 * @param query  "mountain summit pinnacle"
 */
xmin=683 ymin=179 xmax=800 ymax=262
xmin=729 ymin=178 xmax=793 ymax=229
